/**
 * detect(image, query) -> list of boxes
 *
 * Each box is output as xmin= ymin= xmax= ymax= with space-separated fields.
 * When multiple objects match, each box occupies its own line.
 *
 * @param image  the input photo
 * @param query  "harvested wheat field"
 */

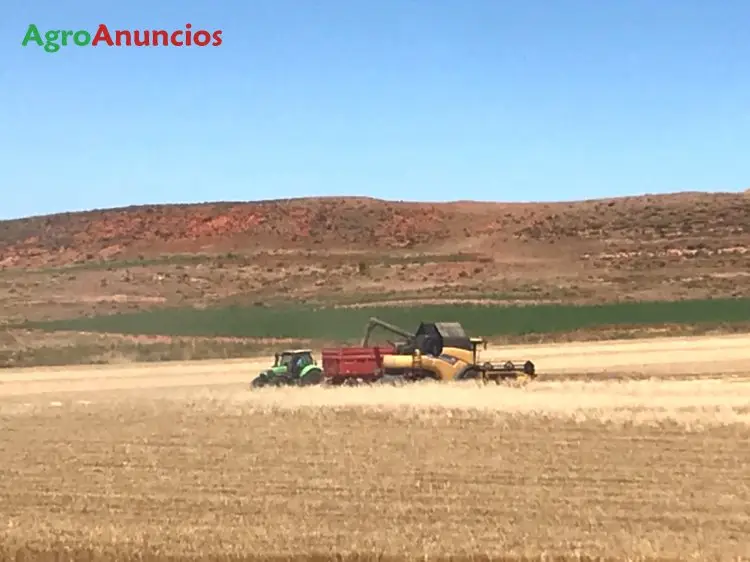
xmin=2 ymin=337 xmax=750 ymax=561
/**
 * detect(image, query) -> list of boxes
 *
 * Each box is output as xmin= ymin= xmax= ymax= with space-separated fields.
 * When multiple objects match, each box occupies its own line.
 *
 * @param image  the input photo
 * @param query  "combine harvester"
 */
xmin=319 ymin=317 xmax=536 ymax=386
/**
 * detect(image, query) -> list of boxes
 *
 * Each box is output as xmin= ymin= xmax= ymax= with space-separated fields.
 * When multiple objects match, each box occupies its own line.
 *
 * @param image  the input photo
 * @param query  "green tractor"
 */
xmin=250 ymin=349 xmax=324 ymax=388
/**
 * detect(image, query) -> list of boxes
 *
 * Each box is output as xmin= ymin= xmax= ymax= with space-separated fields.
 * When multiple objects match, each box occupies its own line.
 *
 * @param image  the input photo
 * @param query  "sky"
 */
xmin=2 ymin=0 xmax=749 ymax=220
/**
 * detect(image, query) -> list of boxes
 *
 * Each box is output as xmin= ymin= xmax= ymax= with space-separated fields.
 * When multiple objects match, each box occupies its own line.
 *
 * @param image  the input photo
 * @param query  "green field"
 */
xmin=23 ymin=297 xmax=750 ymax=340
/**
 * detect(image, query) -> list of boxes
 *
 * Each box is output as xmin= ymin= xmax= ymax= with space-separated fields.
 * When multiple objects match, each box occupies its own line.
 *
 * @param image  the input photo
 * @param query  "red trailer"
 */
xmin=320 ymin=345 xmax=396 ymax=385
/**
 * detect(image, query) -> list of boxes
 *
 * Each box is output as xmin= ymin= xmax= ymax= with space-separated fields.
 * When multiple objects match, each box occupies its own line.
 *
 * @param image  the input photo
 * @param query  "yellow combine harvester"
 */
xmin=361 ymin=317 xmax=536 ymax=384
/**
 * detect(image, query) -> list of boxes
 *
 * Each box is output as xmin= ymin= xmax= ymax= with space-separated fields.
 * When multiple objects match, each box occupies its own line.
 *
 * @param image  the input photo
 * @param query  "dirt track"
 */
xmin=0 ymin=333 xmax=748 ymax=397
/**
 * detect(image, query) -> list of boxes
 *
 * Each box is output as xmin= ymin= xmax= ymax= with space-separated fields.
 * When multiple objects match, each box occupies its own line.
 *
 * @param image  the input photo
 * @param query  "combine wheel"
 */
xmin=455 ymin=366 xmax=481 ymax=381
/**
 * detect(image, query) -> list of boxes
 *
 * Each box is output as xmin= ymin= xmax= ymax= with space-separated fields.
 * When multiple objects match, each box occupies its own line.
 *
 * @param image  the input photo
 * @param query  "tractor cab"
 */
xmin=274 ymin=349 xmax=315 ymax=376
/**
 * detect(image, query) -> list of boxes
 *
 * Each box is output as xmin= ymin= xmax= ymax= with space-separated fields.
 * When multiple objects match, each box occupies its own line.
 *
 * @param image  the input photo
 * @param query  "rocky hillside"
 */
xmin=2 ymin=191 xmax=749 ymax=269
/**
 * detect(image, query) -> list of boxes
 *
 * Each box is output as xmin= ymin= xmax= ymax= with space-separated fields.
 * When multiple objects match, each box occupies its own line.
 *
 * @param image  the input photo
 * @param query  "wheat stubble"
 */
xmin=1 ymin=380 xmax=749 ymax=561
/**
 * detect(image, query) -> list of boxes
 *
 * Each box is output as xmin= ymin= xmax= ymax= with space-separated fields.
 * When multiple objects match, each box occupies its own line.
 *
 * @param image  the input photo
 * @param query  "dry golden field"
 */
xmin=1 ymin=335 xmax=750 ymax=562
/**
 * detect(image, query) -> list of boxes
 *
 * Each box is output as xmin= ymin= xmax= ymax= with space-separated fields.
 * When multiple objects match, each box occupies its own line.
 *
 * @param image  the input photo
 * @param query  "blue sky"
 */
xmin=2 ymin=0 xmax=748 ymax=220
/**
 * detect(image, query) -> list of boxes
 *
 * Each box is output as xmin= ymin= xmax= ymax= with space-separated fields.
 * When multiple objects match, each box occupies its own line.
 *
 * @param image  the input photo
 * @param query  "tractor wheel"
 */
xmin=251 ymin=373 xmax=268 ymax=388
xmin=300 ymin=368 xmax=323 ymax=386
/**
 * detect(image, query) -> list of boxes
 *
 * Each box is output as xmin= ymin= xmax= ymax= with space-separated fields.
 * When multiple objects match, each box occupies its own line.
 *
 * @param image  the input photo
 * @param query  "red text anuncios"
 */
xmin=91 ymin=23 xmax=222 ymax=48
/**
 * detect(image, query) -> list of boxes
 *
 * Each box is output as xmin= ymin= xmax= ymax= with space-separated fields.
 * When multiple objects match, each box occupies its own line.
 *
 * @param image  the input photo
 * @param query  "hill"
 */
xmin=2 ymin=191 xmax=750 ymax=265
xmin=2 ymin=191 xmax=750 ymax=318
xmin=2 ymin=190 xmax=750 ymax=367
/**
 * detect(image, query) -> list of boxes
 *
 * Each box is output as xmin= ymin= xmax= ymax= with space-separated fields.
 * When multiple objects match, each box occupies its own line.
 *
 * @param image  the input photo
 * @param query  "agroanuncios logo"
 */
xmin=21 ymin=23 xmax=223 ymax=53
